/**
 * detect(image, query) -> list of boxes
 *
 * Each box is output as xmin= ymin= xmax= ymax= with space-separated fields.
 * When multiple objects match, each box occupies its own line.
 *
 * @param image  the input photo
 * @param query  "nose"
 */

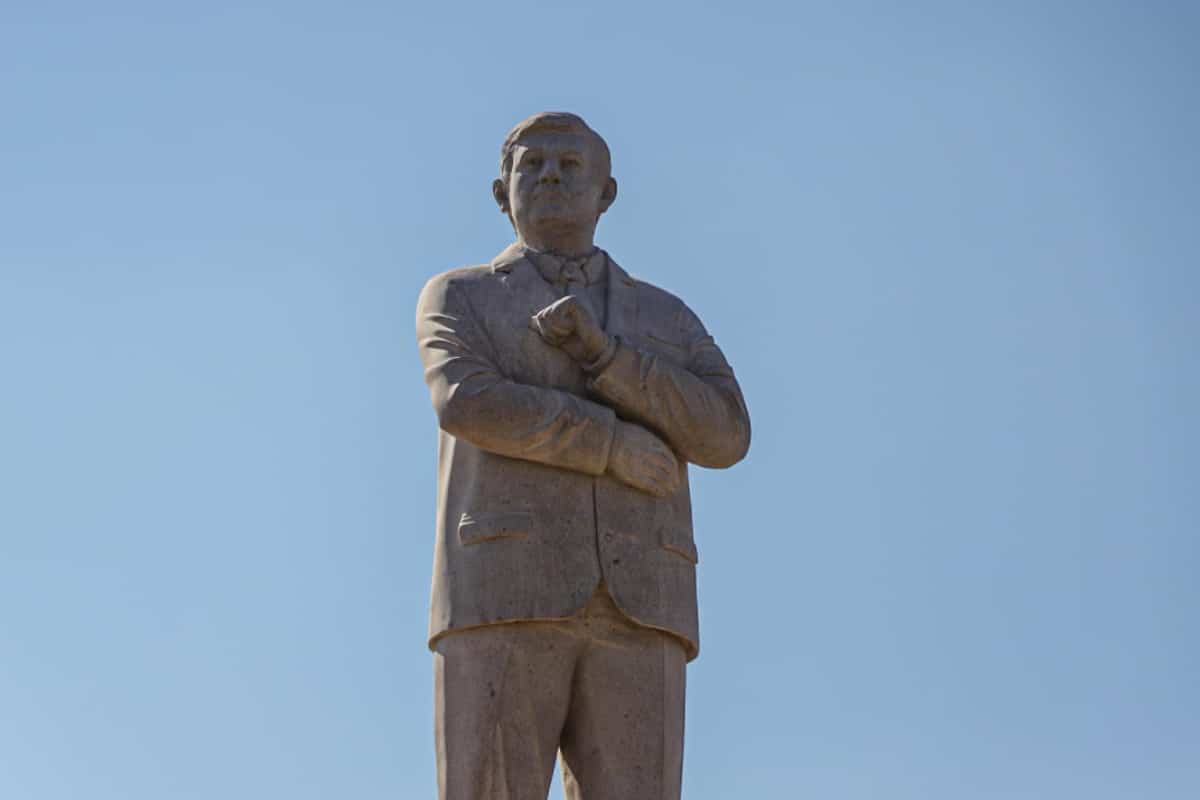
xmin=538 ymin=158 xmax=562 ymax=184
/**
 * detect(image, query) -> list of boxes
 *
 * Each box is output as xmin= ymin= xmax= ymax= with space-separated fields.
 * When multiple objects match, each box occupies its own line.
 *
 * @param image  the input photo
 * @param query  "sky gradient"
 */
xmin=2 ymin=1 xmax=1197 ymax=798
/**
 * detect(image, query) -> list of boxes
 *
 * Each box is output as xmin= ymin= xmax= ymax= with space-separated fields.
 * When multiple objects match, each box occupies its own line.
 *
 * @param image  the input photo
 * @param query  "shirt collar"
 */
xmin=525 ymin=247 xmax=607 ymax=286
xmin=492 ymin=243 xmax=608 ymax=286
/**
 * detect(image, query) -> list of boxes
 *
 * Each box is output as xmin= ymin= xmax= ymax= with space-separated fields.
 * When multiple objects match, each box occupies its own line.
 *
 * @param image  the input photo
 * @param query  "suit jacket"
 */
xmin=415 ymin=243 xmax=750 ymax=660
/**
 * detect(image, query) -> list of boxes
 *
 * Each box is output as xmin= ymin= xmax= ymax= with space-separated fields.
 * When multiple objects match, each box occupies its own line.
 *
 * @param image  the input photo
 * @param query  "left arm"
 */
xmin=586 ymin=307 xmax=751 ymax=468
xmin=530 ymin=296 xmax=751 ymax=468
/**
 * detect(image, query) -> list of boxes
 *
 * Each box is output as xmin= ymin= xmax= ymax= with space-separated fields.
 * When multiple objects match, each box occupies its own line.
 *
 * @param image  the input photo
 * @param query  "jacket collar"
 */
xmin=491 ymin=242 xmax=637 ymax=287
xmin=490 ymin=242 xmax=638 ymax=337
xmin=490 ymin=241 xmax=530 ymax=273
xmin=525 ymin=248 xmax=606 ymax=286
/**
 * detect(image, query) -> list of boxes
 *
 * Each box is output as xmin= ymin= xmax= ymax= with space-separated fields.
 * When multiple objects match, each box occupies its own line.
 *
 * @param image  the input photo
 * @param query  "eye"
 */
xmin=525 ymin=156 xmax=543 ymax=168
xmin=561 ymin=158 xmax=580 ymax=169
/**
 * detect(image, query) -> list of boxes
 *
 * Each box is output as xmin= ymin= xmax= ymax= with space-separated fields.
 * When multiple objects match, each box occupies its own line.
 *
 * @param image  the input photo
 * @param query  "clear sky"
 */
xmin=2 ymin=1 xmax=1197 ymax=798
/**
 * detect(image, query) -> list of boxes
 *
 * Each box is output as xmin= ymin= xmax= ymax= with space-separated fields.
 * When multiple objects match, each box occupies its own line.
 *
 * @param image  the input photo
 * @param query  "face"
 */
xmin=496 ymin=130 xmax=614 ymax=237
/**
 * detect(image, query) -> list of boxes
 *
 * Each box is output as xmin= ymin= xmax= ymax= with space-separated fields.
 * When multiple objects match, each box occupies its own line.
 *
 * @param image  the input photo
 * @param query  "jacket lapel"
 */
xmin=490 ymin=242 xmax=528 ymax=274
xmin=494 ymin=244 xmax=639 ymax=339
xmin=491 ymin=243 xmax=558 ymax=315
xmin=603 ymin=254 xmax=638 ymax=339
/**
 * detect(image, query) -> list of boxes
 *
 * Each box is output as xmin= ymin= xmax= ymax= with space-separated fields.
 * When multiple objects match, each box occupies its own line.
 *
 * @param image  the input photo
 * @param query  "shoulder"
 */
xmin=611 ymin=259 xmax=701 ymax=330
xmin=636 ymin=279 xmax=689 ymax=316
xmin=607 ymin=255 xmax=684 ymax=309
xmin=416 ymin=264 xmax=498 ymax=309
xmin=421 ymin=264 xmax=495 ymax=292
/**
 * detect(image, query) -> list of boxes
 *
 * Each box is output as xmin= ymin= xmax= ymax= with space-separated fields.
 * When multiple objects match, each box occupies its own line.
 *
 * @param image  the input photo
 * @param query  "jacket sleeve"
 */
xmin=586 ymin=303 xmax=751 ymax=469
xmin=416 ymin=273 xmax=617 ymax=476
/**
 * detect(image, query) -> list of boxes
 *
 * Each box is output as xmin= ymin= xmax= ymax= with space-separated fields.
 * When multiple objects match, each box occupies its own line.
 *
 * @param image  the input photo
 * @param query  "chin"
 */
xmin=526 ymin=211 xmax=574 ymax=230
xmin=534 ymin=205 xmax=594 ymax=226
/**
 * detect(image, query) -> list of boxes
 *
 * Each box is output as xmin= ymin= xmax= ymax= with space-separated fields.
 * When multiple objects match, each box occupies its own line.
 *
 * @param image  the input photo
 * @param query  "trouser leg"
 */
xmin=558 ymin=594 xmax=688 ymax=800
xmin=434 ymin=622 xmax=582 ymax=800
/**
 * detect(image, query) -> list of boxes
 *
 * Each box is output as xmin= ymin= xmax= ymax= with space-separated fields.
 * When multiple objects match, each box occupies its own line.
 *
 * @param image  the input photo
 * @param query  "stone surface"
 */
xmin=415 ymin=111 xmax=750 ymax=799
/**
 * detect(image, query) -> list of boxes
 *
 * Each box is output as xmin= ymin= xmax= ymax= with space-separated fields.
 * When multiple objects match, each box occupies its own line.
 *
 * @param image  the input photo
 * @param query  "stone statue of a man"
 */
xmin=415 ymin=111 xmax=750 ymax=800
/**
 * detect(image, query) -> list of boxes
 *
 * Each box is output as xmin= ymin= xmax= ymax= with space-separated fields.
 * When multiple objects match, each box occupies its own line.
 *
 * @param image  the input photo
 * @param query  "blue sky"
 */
xmin=1 ymin=1 xmax=1197 ymax=798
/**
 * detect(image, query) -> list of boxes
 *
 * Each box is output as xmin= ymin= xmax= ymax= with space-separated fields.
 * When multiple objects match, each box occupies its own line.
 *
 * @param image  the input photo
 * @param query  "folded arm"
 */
xmin=586 ymin=307 xmax=751 ymax=469
xmin=417 ymin=274 xmax=617 ymax=476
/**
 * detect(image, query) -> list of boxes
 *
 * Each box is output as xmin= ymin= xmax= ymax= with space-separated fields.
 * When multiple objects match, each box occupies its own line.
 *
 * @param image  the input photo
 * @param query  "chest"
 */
xmin=474 ymin=268 xmax=689 ymax=393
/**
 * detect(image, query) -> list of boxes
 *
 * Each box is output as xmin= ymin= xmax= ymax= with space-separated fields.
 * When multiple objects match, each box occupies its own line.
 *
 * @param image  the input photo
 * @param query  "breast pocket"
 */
xmin=640 ymin=325 xmax=690 ymax=365
xmin=457 ymin=511 xmax=534 ymax=546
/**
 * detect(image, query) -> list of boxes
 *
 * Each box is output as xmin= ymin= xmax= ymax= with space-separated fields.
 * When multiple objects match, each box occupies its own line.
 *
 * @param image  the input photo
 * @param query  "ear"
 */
xmin=492 ymin=179 xmax=509 ymax=215
xmin=598 ymin=177 xmax=618 ymax=215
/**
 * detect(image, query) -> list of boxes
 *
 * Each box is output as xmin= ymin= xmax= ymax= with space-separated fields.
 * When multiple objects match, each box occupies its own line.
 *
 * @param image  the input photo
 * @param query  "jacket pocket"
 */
xmin=644 ymin=329 xmax=689 ymax=359
xmin=458 ymin=510 xmax=534 ymax=546
xmin=659 ymin=527 xmax=699 ymax=564
xmin=646 ymin=329 xmax=686 ymax=348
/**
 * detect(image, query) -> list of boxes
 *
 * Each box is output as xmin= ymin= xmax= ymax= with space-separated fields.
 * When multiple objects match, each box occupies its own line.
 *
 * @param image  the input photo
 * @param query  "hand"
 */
xmin=606 ymin=421 xmax=680 ymax=497
xmin=530 ymin=296 xmax=610 ymax=364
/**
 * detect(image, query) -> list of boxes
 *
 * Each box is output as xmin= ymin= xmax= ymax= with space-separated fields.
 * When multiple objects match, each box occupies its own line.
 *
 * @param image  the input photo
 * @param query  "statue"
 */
xmin=415 ymin=111 xmax=751 ymax=800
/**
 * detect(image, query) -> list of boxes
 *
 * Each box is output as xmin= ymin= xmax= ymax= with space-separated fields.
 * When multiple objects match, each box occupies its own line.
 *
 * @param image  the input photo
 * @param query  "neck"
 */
xmin=516 ymin=225 xmax=596 ymax=258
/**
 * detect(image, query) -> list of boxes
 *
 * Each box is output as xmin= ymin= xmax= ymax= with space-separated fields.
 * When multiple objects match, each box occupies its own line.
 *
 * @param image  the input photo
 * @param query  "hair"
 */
xmin=498 ymin=112 xmax=612 ymax=187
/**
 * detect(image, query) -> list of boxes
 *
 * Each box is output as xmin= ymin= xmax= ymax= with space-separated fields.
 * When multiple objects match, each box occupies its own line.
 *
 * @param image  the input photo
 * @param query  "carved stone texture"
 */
xmin=415 ymin=112 xmax=750 ymax=800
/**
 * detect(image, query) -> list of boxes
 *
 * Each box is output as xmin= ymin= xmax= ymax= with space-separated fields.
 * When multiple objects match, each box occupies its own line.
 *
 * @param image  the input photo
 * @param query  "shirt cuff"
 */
xmin=582 ymin=334 xmax=619 ymax=374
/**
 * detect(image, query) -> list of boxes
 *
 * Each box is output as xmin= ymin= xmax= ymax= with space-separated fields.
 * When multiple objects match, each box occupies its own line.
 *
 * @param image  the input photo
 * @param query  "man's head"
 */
xmin=493 ymin=112 xmax=618 ymax=249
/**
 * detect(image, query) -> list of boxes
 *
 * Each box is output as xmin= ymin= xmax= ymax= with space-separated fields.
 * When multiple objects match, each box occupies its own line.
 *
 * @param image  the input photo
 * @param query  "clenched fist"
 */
xmin=607 ymin=420 xmax=680 ymax=497
xmin=530 ymin=295 xmax=611 ymax=364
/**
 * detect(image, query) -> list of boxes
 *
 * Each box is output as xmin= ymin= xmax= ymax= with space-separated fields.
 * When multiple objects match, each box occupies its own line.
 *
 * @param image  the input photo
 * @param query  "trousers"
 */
xmin=433 ymin=584 xmax=687 ymax=800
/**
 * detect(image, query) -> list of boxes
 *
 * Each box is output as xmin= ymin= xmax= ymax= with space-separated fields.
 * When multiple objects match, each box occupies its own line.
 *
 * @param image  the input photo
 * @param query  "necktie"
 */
xmin=559 ymin=258 xmax=586 ymax=292
xmin=525 ymin=249 xmax=606 ymax=326
xmin=557 ymin=258 xmax=595 ymax=319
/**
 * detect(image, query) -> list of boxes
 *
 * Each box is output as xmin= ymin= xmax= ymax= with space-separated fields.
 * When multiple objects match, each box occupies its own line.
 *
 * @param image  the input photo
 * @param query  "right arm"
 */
xmin=416 ymin=273 xmax=616 ymax=477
